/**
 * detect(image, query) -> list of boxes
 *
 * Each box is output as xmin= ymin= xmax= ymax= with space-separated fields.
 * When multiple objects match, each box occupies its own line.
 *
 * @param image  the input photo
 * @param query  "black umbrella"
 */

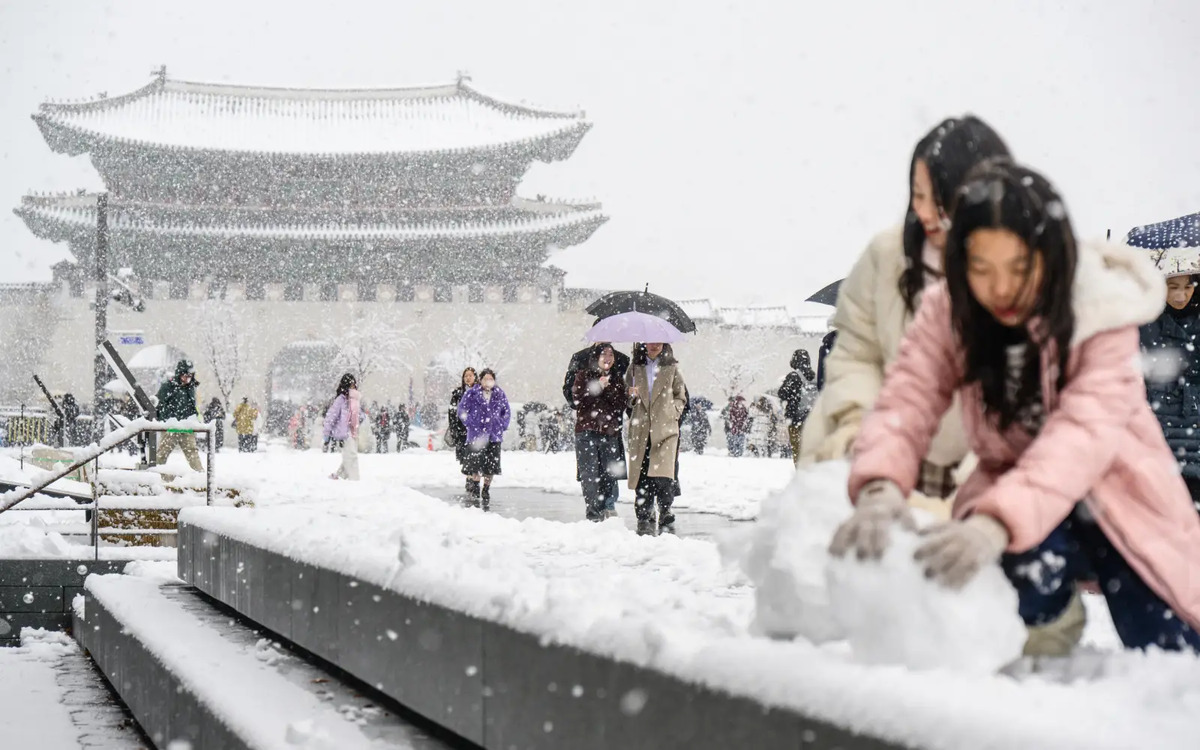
xmin=586 ymin=289 xmax=696 ymax=334
xmin=806 ymin=279 xmax=843 ymax=306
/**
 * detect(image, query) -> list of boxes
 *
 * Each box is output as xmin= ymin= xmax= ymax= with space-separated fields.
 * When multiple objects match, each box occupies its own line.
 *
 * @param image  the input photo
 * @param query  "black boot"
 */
xmin=481 ymin=484 xmax=491 ymax=510
xmin=465 ymin=479 xmax=480 ymax=506
xmin=658 ymin=504 xmax=676 ymax=531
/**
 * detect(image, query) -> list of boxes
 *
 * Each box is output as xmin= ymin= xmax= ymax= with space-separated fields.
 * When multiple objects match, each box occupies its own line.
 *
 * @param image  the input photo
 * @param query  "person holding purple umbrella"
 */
xmin=626 ymin=342 xmax=688 ymax=534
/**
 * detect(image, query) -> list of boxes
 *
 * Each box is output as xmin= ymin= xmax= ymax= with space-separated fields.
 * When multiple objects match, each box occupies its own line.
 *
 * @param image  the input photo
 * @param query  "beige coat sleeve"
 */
xmin=821 ymin=236 xmax=889 ymax=429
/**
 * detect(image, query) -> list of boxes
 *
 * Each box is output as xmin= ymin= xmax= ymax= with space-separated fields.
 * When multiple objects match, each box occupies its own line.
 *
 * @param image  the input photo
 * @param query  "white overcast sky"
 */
xmin=0 ymin=0 xmax=1197 ymax=309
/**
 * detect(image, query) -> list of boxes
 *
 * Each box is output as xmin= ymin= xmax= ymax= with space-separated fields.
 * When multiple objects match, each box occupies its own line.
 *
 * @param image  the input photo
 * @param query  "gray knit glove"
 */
xmin=829 ymin=479 xmax=916 ymax=560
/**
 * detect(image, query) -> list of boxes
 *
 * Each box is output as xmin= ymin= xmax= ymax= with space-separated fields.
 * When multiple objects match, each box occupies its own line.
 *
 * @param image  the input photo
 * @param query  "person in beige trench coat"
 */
xmin=626 ymin=342 xmax=688 ymax=534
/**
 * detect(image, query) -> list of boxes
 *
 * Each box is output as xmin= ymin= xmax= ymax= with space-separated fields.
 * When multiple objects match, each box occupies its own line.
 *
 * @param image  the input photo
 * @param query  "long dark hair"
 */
xmin=631 ymin=343 xmax=678 ymax=366
xmin=336 ymin=373 xmax=357 ymax=397
xmin=900 ymin=116 xmax=1012 ymax=313
xmin=944 ymin=159 xmax=1077 ymax=429
xmin=460 ymin=367 xmax=477 ymax=389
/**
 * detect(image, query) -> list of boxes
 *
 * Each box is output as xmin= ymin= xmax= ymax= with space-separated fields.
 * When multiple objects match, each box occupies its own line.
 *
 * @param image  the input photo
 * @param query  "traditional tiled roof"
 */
xmin=16 ymin=193 xmax=607 ymax=244
xmin=716 ymin=306 xmax=794 ymax=328
xmin=33 ymin=75 xmax=591 ymax=158
xmin=676 ymin=299 xmax=717 ymax=321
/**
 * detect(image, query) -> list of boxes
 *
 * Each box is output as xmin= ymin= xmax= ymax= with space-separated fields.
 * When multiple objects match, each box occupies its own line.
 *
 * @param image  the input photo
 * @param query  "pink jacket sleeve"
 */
xmin=848 ymin=285 xmax=961 ymax=502
xmin=973 ymin=327 xmax=1144 ymax=552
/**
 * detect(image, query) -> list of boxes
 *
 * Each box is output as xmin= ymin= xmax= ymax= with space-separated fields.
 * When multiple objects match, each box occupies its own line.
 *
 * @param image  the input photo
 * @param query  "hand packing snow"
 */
xmin=724 ymin=460 xmax=1026 ymax=673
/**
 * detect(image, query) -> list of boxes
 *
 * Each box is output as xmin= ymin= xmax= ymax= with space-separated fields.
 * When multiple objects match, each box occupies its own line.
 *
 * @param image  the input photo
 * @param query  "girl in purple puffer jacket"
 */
xmin=456 ymin=369 xmax=511 ymax=508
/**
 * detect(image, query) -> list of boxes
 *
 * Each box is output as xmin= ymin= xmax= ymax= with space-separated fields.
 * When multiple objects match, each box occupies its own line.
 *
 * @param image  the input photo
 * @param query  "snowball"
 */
xmin=719 ymin=461 xmax=853 ymax=643
xmin=827 ymin=526 xmax=1025 ymax=675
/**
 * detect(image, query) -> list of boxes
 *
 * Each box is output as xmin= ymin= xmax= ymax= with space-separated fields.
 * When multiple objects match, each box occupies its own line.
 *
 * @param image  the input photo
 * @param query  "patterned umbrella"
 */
xmin=1124 ymin=212 xmax=1200 ymax=277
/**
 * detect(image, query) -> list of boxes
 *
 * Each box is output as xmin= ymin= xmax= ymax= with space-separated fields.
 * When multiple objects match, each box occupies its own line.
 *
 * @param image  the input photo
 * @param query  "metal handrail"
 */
xmin=0 ymin=419 xmax=215 ymax=516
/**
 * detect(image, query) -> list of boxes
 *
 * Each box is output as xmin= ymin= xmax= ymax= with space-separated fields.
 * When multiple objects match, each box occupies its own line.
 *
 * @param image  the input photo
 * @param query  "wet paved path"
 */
xmin=416 ymin=485 xmax=749 ymax=542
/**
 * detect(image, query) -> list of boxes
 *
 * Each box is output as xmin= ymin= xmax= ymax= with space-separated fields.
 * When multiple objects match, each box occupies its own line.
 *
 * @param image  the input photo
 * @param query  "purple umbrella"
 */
xmin=584 ymin=311 xmax=685 ymax=344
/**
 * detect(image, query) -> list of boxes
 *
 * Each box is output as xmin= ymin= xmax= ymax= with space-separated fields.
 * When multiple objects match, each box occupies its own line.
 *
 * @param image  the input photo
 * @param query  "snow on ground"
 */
xmin=207 ymin=440 xmax=792 ymax=520
xmin=181 ymin=454 xmax=1200 ymax=750
xmin=0 ymin=628 xmax=145 ymax=750
xmin=0 ymin=630 xmax=82 ymax=748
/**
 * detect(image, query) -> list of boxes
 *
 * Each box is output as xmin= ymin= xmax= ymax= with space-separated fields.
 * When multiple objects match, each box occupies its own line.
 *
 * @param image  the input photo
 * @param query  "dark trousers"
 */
xmin=1002 ymin=507 xmax=1200 ymax=652
xmin=376 ymin=433 xmax=389 ymax=453
xmin=634 ymin=445 xmax=674 ymax=522
xmin=576 ymin=431 xmax=624 ymax=514
xmin=238 ymin=434 xmax=252 ymax=452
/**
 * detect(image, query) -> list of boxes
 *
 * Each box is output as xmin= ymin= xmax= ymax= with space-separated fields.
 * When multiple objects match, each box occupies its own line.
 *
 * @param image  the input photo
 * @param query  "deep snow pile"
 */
xmin=827 ymin=527 xmax=1026 ymax=674
xmin=721 ymin=461 xmax=1025 ymax=673
xmin=179 ymin=470 xmax=1200 ymax=750
xmin=718 ymin=460 xmax=853 ymax=643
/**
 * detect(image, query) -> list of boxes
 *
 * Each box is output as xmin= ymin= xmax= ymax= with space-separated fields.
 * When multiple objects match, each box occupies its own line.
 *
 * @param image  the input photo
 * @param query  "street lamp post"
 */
xmin=94 ymin=193 xmax=109 ymax=441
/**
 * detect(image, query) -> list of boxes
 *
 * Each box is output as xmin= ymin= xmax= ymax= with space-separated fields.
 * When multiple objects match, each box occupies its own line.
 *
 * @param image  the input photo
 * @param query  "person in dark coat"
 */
xmin=1140 ymin=274 xmax=1200 ymax=501
xmin=394 ymin=405 xmax=410 ymax=450
xmin=687 ymin=398 xmax=711 ymax=454
xmin=155 ymin=360 xmax=203 ymax=472
xmin=374 ymin=404 xmax=391 ymax=453
xmin=778 ymin=349 xmax=818 ymax=465
xmin=721 ymin=396 xmax=751 ymax=457
xmin=60 ymin=393 xmax=80 ymax=447
xmin=816 ymin=330 xmax=838 ymax=391
xmin=203 ymin=397 xmax=226 ymax=452
xmin=564 ymin=339 xmax=631 ymax=485
xmin=572 ymin=344 xmax=629 ymax=521
xmin=448 ymin=368 xmax=477 ymax=494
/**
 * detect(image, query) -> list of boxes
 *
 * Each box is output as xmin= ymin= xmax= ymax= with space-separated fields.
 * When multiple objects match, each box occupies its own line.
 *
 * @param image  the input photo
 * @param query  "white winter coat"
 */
xmin=800 ymin=225 xmax=968 ymax=469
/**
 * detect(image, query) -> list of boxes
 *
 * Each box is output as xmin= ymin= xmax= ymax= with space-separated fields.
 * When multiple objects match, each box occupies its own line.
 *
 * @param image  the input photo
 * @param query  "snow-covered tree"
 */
xmin=330 ymin=307 xmax=415 ymax=386
xmin=705 ymin=327 xmax=778 ymax=398
xmin=194 ymin=300 xmax=247 ymax=408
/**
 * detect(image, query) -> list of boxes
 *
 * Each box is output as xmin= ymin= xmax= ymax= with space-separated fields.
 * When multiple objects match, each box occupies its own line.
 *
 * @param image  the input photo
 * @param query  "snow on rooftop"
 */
xmin=36 ymin=77 xmax=590 ymax=156
xmin=17 ymin=193 xmax=608 ymax=242
xmin=716 ymin=306 xmax=793 ymax=328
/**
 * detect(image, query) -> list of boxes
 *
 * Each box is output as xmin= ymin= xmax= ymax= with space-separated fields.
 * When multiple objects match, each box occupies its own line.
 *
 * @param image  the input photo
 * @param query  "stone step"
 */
xmin=76 ymin=575 xmax=451 ymax=750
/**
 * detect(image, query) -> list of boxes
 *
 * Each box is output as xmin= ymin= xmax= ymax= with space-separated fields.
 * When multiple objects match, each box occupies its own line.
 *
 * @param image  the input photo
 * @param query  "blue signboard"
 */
xmin=118 ymin=335 xmax=144 ymax=345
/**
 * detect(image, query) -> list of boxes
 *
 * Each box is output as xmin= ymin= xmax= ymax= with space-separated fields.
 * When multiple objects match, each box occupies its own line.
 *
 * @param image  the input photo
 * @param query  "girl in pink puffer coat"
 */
xmin=832 ymin=160 xmax=1200 ymax=653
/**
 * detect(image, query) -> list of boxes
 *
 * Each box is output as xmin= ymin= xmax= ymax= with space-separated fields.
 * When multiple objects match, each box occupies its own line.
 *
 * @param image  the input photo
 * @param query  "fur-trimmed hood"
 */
xmin=1069 ymin=238 xmax=1165 ymax=346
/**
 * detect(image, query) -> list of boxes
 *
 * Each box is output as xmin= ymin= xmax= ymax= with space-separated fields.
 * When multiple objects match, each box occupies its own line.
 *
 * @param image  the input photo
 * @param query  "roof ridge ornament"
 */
xmin=152 ymin=65 xmax=167 ymax=84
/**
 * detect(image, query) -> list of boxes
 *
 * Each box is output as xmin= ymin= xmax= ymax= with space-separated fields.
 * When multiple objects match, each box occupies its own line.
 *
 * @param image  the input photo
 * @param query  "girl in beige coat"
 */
xmin=626 ymin=342 xmax=688 ymax=534
xmin=801 ymin=115 xmax=1009 ymax=502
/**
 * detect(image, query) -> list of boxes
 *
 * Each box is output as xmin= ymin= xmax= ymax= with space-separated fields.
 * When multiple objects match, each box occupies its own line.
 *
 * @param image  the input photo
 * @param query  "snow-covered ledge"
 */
xmin=176 ymin=509 xmax=894 ymax=750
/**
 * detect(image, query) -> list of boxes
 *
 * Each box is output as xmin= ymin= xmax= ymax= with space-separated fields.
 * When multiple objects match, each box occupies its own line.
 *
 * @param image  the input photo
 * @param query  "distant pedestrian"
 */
xmin=778 ymin=349 xmax=818 ymax=465
xmin=374 ymin=403 xmax=391 ymax=453
xmin=155 ymin=360 xmax=203 ymax=474
xmin=448 ymin=368 xmax=477 ymax=494
xmin=394 ymin=404 xmax=410 ymax=449
xmin=457 ymin=369 xmax=511 ymax=508
xmin=722 ymin=396 xmax=750 ymax=457
xmin=61 ymin=393 xmax=81 ymax=447
xmin=233 ymin=397 xmax=258 ymax=453
xmin=687 ymin=399 xmax=711 ymax=454
xmin=203 ymin=397 xmax=226 ymax=452
xmin=626 ymin=342 xmax=688 ymax=534
xmin=748 ymin=397 xmax=780 ymax=457
xmin=572 ymin=344 xmax=629 ymax=521
xmin=322 ymin=373 xmax=362 ymax=480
